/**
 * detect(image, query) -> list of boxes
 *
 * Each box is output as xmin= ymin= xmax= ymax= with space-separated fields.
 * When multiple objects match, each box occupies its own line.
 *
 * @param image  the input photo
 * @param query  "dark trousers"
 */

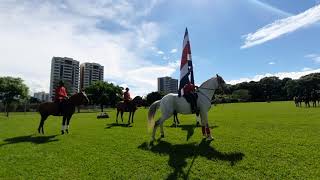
xmin=184 ymin=93 xmax=198 ymax=113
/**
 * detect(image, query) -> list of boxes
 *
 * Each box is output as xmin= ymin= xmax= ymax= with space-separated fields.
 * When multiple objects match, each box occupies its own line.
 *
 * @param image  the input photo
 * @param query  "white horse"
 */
xmin=148 ymin=74 xmax=226 ymax=142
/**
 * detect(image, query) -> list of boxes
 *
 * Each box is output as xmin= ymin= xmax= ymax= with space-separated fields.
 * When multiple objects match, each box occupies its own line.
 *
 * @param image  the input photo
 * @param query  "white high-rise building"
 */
xmin=49 ymin=57 xmax=80 ymax=101
xmin=80 ymin=62 xmax=104 ymax=89
xmin=157 ymin=76 xmax=178 ymax=94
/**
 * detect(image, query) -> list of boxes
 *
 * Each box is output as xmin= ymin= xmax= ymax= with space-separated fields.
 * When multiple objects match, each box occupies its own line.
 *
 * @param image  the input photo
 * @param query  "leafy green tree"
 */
xmin=146 ymin=92 xmax=163 ymax=106
xmin=0 ymin=77 xmax=29 ymax=117
xmin=85 ymin=81 xmax=123 ymax=111
xmin=232 ymin=89 xmax=251 ymax=102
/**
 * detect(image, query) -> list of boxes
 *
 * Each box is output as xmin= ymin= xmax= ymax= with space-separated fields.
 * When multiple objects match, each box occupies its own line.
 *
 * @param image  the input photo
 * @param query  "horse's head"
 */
xmin=132 ymin=96 xmax=143 ymax=107
xmin=79 ymin=90 xmax=90 ymax=105
xmin=70 ymin=90 xmax=89 ymax=106
xmin=216 ymin=74 xmax=228 ymax=93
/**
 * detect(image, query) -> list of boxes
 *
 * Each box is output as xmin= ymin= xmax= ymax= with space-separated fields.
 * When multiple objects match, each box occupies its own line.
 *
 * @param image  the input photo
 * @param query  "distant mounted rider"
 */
xmin=54 ymin=80 xmax=68 ymax=115
xmin=123 ymin=87 xmax=132 ymax=109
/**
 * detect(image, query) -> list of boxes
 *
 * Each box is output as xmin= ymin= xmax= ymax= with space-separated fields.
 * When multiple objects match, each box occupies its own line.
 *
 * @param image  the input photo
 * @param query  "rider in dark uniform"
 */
xmin=183 ymin=82 xmax=198 ymax=114
xmin=123 ymin=88 xmax=132 ymax=111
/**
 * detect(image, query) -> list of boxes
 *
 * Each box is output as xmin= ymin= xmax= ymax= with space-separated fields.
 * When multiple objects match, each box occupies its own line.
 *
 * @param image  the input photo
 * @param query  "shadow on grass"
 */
xmin=105 ymin=123 xmax=133 ymax=129
xmin=167 ymin=124 xmax=219 ymax=141
xmin=138 ymin=139 xmax=244 ymax=180
xmin=0 ymin=134 xmax=59 ymax=147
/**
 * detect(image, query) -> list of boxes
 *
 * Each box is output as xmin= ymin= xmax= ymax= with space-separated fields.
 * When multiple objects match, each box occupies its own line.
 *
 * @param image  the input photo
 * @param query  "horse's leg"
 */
xmin=38 ymin=114 xmax=48 ymax=134
xmin=196 ymin=115 xmax=201 ymax=126
xmin=61 ymin=116 xmax=67 ymax=135
xmin=172 ymin=111 xmax=177 ymax=126
xmin=200 ymin=112 xmax=212 ymax=140
xmin=160 ymin=123 xmax=165 ymax=138
xmin=66 ymin=115 xmax=72 ymax=134
xmin=128 ymin=112 xmax=131 ymax=125
xmin=121 ymin=111 xmax=124 ymax=123
xmin=131 ymin=111 xmax=135 ymax=123
xmin=152 ymin=113 xmax=171 ymax=141
xmin=116 ymin=109 xmax=119 ymax=124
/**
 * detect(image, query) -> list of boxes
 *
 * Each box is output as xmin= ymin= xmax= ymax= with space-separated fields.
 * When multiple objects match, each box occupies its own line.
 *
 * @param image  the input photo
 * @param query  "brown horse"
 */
xmin=116 ymin=96 xmax=141 ymax=125
xmin=38 ymin=91 xmax=89 ymax=134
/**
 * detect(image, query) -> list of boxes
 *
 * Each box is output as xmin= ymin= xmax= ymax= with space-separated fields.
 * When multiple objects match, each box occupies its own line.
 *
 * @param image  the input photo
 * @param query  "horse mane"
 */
xmin=199 ymin=77 xmax=216 ymax=88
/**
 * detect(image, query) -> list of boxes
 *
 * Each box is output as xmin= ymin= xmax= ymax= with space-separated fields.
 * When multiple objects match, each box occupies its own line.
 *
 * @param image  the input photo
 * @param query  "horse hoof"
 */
xmin=61 ymin=130 xmax=64 ymax=135
xmin=161 ymin=134 xmax=165 ymax=138
xmin=207 ymin=136 xmax=214 ymax=141
xmin=66 ymin=129 xmax=69 ymax=134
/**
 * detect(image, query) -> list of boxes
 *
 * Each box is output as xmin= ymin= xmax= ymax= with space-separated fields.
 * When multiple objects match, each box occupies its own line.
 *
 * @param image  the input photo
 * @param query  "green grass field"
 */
xmin=0 ymin=101 xmax=319 ymax=179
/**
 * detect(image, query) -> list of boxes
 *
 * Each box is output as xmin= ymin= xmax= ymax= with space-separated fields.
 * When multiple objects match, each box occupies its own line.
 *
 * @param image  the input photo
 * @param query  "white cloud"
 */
xmin=302 ymin=67 xmax=312 ymax=71
xmin=268 ymin=62 xmax=275 ymax=65
xmin=162 ymin=56 xmax=169 ymax=60
xmin=241 ymin=4 xmax=320 ymax=49
xmin=249 ymin=0 xmax=292 ymax=17
xmin=227 ymin=68 xmax=320 ymax=84
xmin=170 ymin=48 xmax=178 ymax=53
xmin=305 ymin=53 xmax=320 ymax=63
xmin=157 ymin=50 xmax=164 ymax=55
xmin=0 ymin=1 xmax=173 ymax=96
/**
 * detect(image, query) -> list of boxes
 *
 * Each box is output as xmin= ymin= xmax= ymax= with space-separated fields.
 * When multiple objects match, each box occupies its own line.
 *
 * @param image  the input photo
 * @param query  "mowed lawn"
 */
xmin=0 ymin=101 xmax=319 ymax=179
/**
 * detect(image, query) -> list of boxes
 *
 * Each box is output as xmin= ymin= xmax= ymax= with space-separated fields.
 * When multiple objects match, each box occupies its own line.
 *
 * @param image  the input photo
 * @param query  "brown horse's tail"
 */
xmin=148 ymin=100 xmax=160 ymax=131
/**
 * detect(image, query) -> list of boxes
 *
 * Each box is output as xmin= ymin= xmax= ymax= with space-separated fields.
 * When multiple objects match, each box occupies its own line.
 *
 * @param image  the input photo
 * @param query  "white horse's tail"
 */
xmin=148 ymin=100 xmax=160 ymax=130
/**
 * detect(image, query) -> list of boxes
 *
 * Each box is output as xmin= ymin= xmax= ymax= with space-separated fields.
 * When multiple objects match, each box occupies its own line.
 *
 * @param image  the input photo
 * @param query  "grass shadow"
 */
xmin=138 ymin=139 xmax=244 ymax=179
xmin=167 ymin=124 xmax=219 ymax=141
xmin=0 ymin=134 xmax=59 ymax=147
xmin=105 ymin=123 xmax=133 ymax=129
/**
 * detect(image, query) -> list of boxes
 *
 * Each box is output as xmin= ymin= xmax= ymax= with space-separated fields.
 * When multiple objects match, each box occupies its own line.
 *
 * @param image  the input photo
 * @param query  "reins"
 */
xmin=197 ymin=87 xmax=216 ymax=91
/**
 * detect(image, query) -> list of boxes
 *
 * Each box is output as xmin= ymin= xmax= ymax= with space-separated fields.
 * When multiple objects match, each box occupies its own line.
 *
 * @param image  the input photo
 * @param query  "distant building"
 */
xmin=34 ymin=92 xmax=50 ymax=102
xmin=49 ymin=57 xmax=80 ymax=101
xmin=80 ymin=62 xmax=104 ymax=89
xmin=157 ymin=76 xmax=178 ymax=94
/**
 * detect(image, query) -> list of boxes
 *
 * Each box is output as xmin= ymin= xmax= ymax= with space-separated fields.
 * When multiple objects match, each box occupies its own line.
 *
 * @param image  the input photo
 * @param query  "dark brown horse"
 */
xmin=116 ymin=96 xmax=141 ymax=125
xmin=38 ymin=91 xmax=89 ymax=134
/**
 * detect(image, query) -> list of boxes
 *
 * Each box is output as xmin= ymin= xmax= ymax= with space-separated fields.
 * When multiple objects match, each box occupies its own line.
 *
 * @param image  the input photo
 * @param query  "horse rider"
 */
xmin=55 ymin=80 xmax=68 ymax=115
xmin=123 ymin=87 xmax=132 ymax=110
xmin=183 ymin=81 xmax=198 ymax=115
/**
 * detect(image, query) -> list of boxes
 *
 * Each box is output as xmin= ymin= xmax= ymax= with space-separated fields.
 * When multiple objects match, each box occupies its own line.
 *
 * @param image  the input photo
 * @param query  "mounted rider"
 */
xmin=183 ymin=81 xmax=198 ymax=115
xmin=123 ymin=87 xmax=132 ymax=110
xmin=54 ymin=80 xmax=68 ymax=115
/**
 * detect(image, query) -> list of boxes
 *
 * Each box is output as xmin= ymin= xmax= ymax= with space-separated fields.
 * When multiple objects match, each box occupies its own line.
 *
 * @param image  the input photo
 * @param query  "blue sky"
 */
xmin=0 ymin=0 xmax=320 ymax=96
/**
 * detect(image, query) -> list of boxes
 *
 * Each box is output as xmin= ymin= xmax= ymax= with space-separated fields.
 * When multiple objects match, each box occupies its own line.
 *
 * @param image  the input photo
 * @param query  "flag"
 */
xmin=178 ymin=28 xmax=194 ymax=96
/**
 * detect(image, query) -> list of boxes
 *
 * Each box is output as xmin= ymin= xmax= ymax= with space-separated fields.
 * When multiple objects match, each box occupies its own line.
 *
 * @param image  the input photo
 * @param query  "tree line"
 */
xmin=1 ymin=73 xmax=320 ymax=116
xmin=214 ymin=73 xmax=320 ymax=103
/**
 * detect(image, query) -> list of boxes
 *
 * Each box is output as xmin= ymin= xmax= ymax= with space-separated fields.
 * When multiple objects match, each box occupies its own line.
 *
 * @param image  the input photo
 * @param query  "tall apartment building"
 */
xmin=33 ymin=91 xmax=50 ymax=102
xmin=157 ymin=76 xmax=178 ymax=94
xmin=80 ymin=62 xmax=104 ymax=89
xmin=49 ymin=57 xmax=80 ymax=100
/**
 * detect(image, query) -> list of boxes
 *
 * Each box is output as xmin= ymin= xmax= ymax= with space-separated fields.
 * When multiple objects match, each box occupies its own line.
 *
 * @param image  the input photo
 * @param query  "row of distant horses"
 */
xmin=293 ymin=95 xmax=320 ymax=108
xmin=38 ymin=91 xmax=141 ymax=134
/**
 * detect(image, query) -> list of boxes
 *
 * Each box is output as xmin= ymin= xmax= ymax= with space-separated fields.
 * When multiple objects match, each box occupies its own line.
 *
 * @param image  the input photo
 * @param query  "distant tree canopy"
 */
xmin=0 ymin=76 xmax=29 ymax=116
xmin=222 ymin=73 xmax=320 ymax=103
xmin=85 ymin=81 xmax=123 ymax=111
